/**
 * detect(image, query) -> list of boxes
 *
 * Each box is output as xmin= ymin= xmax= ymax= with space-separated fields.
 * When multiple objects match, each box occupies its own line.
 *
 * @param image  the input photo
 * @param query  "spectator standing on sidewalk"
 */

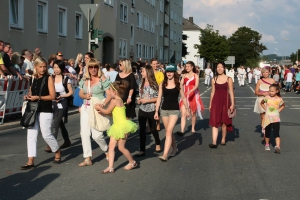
xmin=2 ymin=42 xmax=22 ymax=79
xmin=20 ymin=57 xmax=62 ymax=170
xmin=204 ymin=65 xmax=212 ymax=86
xmin=24 ymin=51 xmax=34 ymax=76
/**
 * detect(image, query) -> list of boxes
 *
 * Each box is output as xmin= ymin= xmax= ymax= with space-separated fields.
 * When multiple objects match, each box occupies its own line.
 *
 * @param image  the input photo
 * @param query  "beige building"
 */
xmin=93 ymin=0 xmax=183 ymax=64
xmin=0 ymin=0 xmax=183 ymax=64
xmin=0 ymin=0 xmax=89 ymax=60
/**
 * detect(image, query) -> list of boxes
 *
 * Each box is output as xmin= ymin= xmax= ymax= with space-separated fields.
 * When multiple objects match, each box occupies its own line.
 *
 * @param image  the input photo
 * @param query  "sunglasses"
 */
xmin=88 ymin=66 xmax=99 ymax=70
xmin=119 ymin=63 xmax=122 ymax=66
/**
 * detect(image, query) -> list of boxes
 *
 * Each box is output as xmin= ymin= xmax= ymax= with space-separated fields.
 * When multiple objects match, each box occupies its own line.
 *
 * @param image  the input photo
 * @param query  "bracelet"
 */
xmin=128 ymin=96 xmax=131 ymax=99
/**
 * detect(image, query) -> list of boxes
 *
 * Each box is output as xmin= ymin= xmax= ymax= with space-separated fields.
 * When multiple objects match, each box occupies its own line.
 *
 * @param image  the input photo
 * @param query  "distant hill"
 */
xmin=264 ymin=54 xmax=290 ymax=61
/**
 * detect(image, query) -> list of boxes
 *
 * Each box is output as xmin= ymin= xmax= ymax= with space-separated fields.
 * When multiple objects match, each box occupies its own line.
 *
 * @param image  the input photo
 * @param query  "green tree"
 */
xmin=228 ymin=26 xmax=267 ymax=66
xmin=290 ymin=50 xmax=300 ymax=64
xmin=194 ymin=24 xmax=230 ymax=65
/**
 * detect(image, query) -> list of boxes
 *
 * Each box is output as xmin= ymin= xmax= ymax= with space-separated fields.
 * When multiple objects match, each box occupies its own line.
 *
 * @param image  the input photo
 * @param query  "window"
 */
xmin=159 ymin=23 xmax=163 ymax=36
xmin=142 ymin=44 xmax=146 ymax=58
xmin=104 ymin=0 xmax=114 ymax=7
xmin=136 ymin=43 xmax=142 ymax=58
xmin=120 ymin=2 xmax=128 ymax=23
xmin=9 ymin=0 xmax=24 ymax=29
xmin=170 ymin=30 xmax=173 ymax=41
xmin=156 ymin=10 xmax=159 ymax=25
xmin=130 ymin=25 xmax=134 ymax=46
xmin=58 ymin=6 xmax=67 ymax=36
xmin=37 ymin=0 xmax=48 ymax=33
xmin=137 ymin=11 xmax=143 ymax=28
xmin=159 ymin=48 xmax=163 ymax=60
xmin=150 ymin=46 xmax=154 ymax=59
xmin=75 ymin=12 xmax=83 ymax=39
xmin=150 ymin=18 xmax=155 ymax=33
xmin=160 ymin=0 xmax=164 ymax=12
xmin=170 ymin=9 xmax=174 ymax=19
xmin=119 ymin=39 xmax=127 ymax=58
xmin=150 ymin=0 xmax=155 ymax=7
xmin=144 ymin=15 xmax=149 ymax=31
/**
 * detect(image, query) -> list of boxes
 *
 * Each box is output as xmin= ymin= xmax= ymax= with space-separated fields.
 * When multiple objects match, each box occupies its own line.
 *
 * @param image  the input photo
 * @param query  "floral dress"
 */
xmin=262 ymin=96 xmax=284 ymax=129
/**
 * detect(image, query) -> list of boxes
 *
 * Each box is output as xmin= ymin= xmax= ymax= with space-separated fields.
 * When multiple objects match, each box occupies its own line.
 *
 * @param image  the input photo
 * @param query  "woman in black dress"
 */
xmin=115 ymin=59 xmax=137 ymax=119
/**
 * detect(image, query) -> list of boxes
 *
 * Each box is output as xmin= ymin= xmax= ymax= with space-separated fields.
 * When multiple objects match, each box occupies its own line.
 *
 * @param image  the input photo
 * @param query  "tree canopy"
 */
xmin=194 ymin=24 xmax=230 ymax=64
xmin=228 ymin=26 xmax=267 ymax=67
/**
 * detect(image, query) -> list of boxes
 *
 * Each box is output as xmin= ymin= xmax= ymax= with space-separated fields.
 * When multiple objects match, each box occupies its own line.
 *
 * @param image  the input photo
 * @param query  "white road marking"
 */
xmin=289 ymin=108 xmax=300 ymax=109
xmin=237 ymin=108 xmax=251 ymax=109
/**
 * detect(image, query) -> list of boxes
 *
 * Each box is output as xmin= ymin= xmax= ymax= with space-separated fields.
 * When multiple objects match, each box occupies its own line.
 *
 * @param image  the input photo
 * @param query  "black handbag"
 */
xmin=20 ymin=76 xmax=46 ymax=128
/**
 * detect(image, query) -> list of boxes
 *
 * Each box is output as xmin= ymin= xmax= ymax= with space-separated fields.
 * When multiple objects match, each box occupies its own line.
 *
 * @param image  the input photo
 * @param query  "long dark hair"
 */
xmin=140 ymin=65 xmax=158 ymax=95
xmin=269 ymin=84 xmax=281 ymax=97
xmin=163 ymin=71 xmax=180 ymax=90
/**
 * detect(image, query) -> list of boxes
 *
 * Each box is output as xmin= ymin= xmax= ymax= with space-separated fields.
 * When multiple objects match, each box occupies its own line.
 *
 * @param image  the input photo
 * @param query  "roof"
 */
xmin=182 ymin=17 xmax=201 ymax=30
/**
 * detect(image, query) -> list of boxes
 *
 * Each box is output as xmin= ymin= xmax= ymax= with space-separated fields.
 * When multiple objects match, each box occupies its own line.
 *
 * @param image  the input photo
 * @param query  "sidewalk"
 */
xmin=0 ymin=107 xmax=79 ymax=131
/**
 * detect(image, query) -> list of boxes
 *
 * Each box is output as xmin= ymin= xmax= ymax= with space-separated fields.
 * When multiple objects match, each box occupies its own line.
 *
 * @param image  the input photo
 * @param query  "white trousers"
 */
xmin=27 ymin=112 xmax=59 ymax=157
xmin=205 ymin=75 xmax=211 ymax=85
xmin=80 ymin=105 xmax=108 ymax=158
xmin=248 ymin=74 xmax=253 ymax=83
xmin=255 ymin=75 xmax=260 ymax=84
xmin=239 ymin=74 xmax=245 ymax=85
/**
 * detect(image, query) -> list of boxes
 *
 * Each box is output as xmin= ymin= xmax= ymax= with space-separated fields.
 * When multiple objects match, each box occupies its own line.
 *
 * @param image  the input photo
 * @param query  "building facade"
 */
xmin=0 ymin=0 xmax=89 ymax=60
xmin=0 ymin=0 xmax=183 ymax=64
xmin=93 ymin=0 xmax=183 ymax=64
xmin=182 ymin=17 xmax=201 ymax=66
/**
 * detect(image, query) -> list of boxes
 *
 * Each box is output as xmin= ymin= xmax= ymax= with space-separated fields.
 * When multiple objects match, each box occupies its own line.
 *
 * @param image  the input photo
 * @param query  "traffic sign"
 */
xmin=79 ymin=4 xmax=99 ymax=21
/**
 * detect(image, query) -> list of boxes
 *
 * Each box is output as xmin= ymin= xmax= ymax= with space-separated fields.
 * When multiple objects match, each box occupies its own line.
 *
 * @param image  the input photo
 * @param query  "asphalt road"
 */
xmin=1 ymin=79 xmax=300 ymax=200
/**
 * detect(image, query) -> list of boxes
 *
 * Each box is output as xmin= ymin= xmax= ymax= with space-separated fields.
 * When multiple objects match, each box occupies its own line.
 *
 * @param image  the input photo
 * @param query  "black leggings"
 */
xmin=265 ymin=122 xmax=280 ymax=138
xmin=138 ymin=109 xmax=160 ymax=152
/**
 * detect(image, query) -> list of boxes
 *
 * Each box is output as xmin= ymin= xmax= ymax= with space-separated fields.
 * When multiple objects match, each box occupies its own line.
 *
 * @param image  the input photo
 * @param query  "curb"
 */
xmin=0 ymin=110 xmax=79 ymax=131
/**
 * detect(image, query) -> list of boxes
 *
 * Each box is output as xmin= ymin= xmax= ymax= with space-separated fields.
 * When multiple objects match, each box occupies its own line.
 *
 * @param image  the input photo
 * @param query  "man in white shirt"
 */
xmin=254 ymin=67 xmax=261 ymax=84
xmin=24 ymin=51 xmax=34 ymax=75
xmin=285 ymin=69 xmax=293 ymax=92
xmin=204 ymin=65 xmax=212 ymax=86
xmin=239 ymin=66 xmax=246 ymax=86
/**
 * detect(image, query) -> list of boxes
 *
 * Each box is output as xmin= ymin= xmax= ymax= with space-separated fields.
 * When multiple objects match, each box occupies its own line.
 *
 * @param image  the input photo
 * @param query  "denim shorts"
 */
xmin=160 ymin=109 xmax=180 ymax=117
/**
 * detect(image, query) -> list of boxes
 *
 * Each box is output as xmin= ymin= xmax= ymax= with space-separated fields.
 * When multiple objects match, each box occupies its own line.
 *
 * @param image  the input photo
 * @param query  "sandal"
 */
xmin=124 ymin=161 xmax=137 ymax=170
xmin=102 ymin=168 xmax=114 ymax=174
xmin=159 ymin=156 xmax=168 ymax=162
xmin=20 ymin=164 xmax=35 ymax=170
xmin=53 ymin=150 xmax=62 ymax=164
xmin=78 ymin=159 xmax=93 ymax=167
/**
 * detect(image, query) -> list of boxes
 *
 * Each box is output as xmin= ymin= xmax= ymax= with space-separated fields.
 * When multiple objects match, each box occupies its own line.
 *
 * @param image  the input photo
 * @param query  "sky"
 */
xmin=183 ymin=0 xmax=300 ymax=57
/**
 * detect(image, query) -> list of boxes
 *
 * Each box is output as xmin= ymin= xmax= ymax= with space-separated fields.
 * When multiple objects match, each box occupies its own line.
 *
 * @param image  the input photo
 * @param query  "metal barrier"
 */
xmin=0 ymin=76 xmax=78 ymax=125
xmin=0 ymin=78 xmax=30 ymax=124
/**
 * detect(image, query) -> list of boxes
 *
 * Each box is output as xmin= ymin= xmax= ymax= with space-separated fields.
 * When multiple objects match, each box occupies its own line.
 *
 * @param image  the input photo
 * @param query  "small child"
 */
xmin=260 ymin=84 xmax=285 ymax=153
xmin=95 ymin=81 xmax=138 ymax=173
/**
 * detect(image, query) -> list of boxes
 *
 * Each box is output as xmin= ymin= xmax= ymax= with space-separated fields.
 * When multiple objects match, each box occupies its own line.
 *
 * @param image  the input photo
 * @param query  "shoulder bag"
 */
xmin=20 ymin=76 xmax=46 ymax=128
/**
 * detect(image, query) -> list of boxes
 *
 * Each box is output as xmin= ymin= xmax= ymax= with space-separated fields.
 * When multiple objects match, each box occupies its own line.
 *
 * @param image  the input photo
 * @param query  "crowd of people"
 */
xmin=1 ymin=40 xmax=294 ymax=172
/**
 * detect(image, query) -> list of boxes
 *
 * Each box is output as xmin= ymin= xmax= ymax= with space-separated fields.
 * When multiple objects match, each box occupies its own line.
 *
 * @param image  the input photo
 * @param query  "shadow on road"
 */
xmin=0 ymin=166 xmax=60 ymax=200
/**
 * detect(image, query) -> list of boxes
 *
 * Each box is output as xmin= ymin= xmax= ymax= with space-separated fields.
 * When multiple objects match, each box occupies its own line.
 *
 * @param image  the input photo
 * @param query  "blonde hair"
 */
xmin=68 ymin=58 xmax=75 ymax=65
xmin=33 ymin=57 xmax=48 ymax=77
xmin=120 ymin=59 xmax=132 ymax=74
xmin=11 ymin=52 xmax=21 ymax=65
xmin=83 ymin=58 xmax=103 ymax=79
xmin=261 ymin=67 xmax=270 ymax=73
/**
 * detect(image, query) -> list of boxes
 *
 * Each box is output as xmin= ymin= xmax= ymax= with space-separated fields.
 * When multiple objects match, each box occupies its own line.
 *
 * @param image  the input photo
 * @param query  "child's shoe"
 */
xmin=274 ymin=146 xmax=281 ymax=154
xmin=265 ymin=144 xmax=270 ymax=151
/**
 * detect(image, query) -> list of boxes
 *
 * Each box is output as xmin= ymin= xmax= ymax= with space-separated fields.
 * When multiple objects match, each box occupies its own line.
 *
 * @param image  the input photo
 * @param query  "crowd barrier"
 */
xmin=0 ymin=76 xmax=78 ymax=125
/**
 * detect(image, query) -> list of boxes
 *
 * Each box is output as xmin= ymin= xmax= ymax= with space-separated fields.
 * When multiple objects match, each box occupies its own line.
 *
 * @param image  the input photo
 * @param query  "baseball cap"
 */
xmin=165 ymin=64 xmax=176 ymax=72
xmin=56 ymin=52 xmax=63 ymax=56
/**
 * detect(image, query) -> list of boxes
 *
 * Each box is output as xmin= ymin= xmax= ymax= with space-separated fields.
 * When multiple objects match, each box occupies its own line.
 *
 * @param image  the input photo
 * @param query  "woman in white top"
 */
xmin=285 ymin=69 xmax=293 ymax=92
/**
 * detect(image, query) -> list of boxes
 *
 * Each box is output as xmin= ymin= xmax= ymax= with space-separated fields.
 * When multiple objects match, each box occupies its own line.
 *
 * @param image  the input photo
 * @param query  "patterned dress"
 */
xmin=262 ymin=96 xmax=284 ymax=129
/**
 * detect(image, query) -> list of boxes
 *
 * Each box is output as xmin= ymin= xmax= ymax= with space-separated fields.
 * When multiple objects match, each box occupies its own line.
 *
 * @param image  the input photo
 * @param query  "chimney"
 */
xmin=189 ymin=17 xmax=193 ymax=23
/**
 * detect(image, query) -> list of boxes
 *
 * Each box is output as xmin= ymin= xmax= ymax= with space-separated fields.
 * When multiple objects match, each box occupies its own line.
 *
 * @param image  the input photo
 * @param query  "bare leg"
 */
xmin=27 ymin=157 xmax=34 ymax=165
xmin=118 ymin=135 xmax=134 ymax=163
xmin=103 ymin=137 xmax=117 ymax=171
xmin=275 ymin=137 xmax=281 ymax=147
xmin=221 ymin=124 xmax=227 ymax=143
xmin=212 ymin=127 xmax=218 ymax=145
xmin=162 ymin=116 xmax=178 ymax=158
xmin=180 ymin=107 xmax=187 ymax=133
xmin=191 ymin=113 xmax=196 ymax=132
xmin=260 ymin=113 xmax=265 ymax=140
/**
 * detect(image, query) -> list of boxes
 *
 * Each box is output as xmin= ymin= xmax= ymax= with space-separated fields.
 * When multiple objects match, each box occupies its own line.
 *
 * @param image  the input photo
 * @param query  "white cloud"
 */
xmin=183 ymin=0 xmax=300 ymax=55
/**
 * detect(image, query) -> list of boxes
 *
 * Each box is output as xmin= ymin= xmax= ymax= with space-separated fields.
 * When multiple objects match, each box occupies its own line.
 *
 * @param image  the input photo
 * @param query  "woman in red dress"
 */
xmin=209 ymin=62 xmax=235 ymax=148
xmin=177 ymin=61 xmax=204 ymax=136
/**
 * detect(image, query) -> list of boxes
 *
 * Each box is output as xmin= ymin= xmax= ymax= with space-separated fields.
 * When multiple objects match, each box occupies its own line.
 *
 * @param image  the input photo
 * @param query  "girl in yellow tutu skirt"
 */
xmin=95 ymin=80 xmax=138 ymax=173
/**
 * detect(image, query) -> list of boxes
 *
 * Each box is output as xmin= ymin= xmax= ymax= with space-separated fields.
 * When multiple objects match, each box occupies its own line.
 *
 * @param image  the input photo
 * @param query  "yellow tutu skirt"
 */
xmin=107 ymin=120 xmax=138 ymax=140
